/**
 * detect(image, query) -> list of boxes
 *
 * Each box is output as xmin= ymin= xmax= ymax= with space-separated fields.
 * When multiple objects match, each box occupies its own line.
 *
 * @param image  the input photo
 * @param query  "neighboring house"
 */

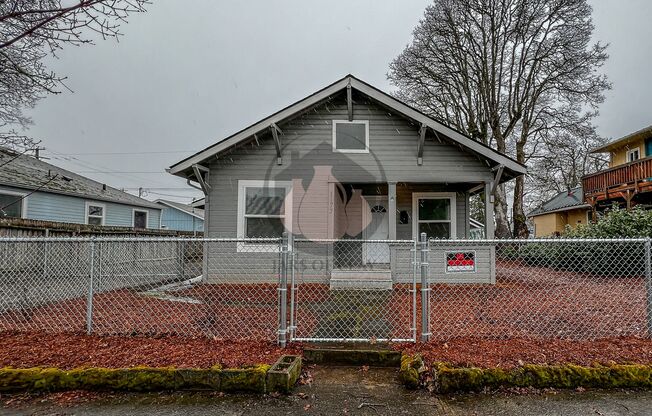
xmin=168 ymin=75 xmax=526 ymax=283
xmin=155 ymin=199 xmax=204 ymax=232
xmin=528 ymin=187 xmax=591 ymax=237
xmin=0 ymin=148 xmax=161 ymax=228
xmin=582 ymin=125 xmax=652 ymax=211
xmin=190 ymin=198 xmax=205 ymax=210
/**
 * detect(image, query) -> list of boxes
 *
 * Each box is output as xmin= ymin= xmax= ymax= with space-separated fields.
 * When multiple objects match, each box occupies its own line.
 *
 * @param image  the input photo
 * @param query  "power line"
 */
xmin=0 ymin=148 xmax=31 ymax=168
xmin=74 ymin=171 xmax=164 ymax=174
xmin=43 ymin=150 xmax=198 ymax=156
xmin=121 ymin=187 xmax=201 ymax=190
xmin=46 ymin=148 xmax=172 ymax=188
xmin=0 ymin=174 xmax=59 ymax=216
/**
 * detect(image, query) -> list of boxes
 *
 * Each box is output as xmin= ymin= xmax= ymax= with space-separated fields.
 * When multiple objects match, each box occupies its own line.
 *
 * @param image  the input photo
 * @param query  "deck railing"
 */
xmin=582 ymin=157 xmax=652 ymax=197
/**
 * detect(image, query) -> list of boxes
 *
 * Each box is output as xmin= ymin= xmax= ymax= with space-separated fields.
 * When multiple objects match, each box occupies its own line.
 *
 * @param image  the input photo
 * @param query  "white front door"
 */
xmin=364 ymin=197 xmax=390 ymax=264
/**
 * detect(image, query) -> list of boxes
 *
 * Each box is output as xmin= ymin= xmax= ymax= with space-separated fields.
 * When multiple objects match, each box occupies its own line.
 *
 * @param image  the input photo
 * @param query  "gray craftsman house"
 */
xmin=169 ymin=75 xmax=525 ymax=283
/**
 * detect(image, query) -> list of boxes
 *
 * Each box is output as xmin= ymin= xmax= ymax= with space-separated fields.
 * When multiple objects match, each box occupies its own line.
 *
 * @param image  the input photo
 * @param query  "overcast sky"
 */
xmin=23 ymin=0 xmax=652 ymax=204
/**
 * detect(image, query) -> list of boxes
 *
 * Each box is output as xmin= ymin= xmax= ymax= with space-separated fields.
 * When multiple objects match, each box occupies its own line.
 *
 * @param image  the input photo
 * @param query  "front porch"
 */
xmin=314 ymin=181 xmax=496 ymax=288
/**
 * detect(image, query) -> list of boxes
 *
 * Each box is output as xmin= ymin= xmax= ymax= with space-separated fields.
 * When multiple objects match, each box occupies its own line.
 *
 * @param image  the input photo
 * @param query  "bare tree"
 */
xmin=526 ymin=120 xmax=608 ymax=209
xmin=0 ymin=1 xmax=148 ymax=151
xmin=389 ymin=0 xmax=610 ymax=237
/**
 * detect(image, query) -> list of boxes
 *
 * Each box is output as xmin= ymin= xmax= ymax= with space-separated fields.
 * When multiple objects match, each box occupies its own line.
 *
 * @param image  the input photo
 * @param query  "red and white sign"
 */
xmin=446 ymin=251 xmax=476 ymax=272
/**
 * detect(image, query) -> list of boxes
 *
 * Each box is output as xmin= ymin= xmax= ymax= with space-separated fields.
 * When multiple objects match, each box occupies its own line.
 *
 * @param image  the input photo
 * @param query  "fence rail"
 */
xmin=0 ymin=235 xmax=650 ymax=345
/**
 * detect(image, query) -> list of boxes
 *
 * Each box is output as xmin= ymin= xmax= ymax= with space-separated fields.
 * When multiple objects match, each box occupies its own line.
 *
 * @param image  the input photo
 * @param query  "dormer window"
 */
xmin=332 ymin=120 xmax=369 ymax=153
xmin=627 ymin=147 xmax=640 ymax=162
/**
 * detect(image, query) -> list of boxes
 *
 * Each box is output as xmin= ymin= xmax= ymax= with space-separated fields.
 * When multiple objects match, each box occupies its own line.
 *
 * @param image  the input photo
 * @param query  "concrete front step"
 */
xmin=303 ymin=345 xmax=402 ymax=367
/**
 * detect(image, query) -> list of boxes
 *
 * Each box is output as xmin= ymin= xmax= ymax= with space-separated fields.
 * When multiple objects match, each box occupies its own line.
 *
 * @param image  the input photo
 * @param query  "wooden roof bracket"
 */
xmin=417 ymin=123 xmax=426 ymax=165
xmin=271 ymin=123 xmax=283 ymax=165
xmin=491 ymin=165 xmax=504 ymax=194
xmin=347 ymin=81 xmax=353 ymax=121
xmin=191 ymin=164 xmax=211 ymax=195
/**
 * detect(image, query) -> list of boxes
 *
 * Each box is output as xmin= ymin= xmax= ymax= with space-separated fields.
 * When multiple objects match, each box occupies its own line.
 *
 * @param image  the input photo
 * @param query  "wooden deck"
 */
xmin=582 ymin=157 xmax=652 ymax=206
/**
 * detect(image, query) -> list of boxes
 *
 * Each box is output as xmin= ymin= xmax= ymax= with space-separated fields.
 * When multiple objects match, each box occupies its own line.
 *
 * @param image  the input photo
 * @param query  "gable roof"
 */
xmin=0 ymin=148 xmax=160 ymax=209
xmin=168 ymin=74 xmax=526 ymax=182
xmin=591 ymin=124 xmax=652 ymax=153
xmin=527 ymin=187 xmax=590 ymax=217
xmin=154 ymin=199 xmax=204 ymax=220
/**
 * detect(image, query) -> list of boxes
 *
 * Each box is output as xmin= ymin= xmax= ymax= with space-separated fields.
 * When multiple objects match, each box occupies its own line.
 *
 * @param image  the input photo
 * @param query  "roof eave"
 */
xmin=169 ymin=75 xmax=527 ymax=179
xmin=528 ymin=203 xmax=591 ymax=218
xmin=0 ymin=181 xmax=161 ymax=210
xmin=590 ymin=125 xmax=652 ymax=154
xmin=155 ymin=200 xmax=204 ymax=220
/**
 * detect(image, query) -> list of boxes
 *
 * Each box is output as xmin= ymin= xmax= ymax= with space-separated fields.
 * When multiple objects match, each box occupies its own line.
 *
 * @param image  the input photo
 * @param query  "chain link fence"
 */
xmin=0 ymin=237 xmax=281 ymax=341
xmin=427 ymin=238 xmax=651 ymax=341
xmin=291 ymin=238 xmax=417 ymax=342
xmin=0 ymin=236 xmax=651 ymax=344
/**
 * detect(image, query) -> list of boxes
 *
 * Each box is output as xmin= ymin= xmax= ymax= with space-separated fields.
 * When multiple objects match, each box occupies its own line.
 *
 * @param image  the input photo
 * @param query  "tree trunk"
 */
xmin=494 ymin=184 xmax=511 ymax=238
xmin=512 ymin=132 xmax=530 ymax=239
xmin=512 ymin=175 xmax=529 ymax=238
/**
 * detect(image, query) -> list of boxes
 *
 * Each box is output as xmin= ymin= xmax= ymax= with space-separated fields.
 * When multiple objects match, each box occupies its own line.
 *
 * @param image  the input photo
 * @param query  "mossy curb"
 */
xmin=0 ymin=365 xmax=275 ymax=394
xmin=398 ymin=356 xmax=652 ymax=393
xmin=398 ymin=354 xmax=425 ymax=389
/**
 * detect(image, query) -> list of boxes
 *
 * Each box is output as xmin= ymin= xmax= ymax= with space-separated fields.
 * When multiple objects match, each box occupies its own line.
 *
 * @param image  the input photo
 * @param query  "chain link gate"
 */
xmin=287 ymin=237 xmax=419 ymax=343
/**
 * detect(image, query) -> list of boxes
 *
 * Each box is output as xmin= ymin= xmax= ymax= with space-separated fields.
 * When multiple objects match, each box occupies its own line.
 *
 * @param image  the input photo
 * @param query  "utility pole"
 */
xmin=33 ymin=147 xmax=47 ymax=160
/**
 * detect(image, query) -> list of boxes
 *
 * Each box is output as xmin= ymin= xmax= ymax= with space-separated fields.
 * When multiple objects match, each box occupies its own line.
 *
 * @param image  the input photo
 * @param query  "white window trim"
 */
xmin=85 ymin=201 xmax=106 ymax=226
xmin=627 ymin=147 xmax=641 ymax=162
xmin=332 ymin=120 xmax=370 ymax=153
xmin=412 ymin=192 xmax=457 ymax=240
xmin=0 ymin=189 xmax=27 ymax=219
xmin=132 ymin=208 xmax=149 ymax=229
xmin=236 ymin=180 xmax=293 ymax=252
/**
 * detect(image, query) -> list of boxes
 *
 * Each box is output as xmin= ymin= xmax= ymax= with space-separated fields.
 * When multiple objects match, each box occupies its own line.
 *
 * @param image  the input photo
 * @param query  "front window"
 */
xmin=627 ymin=147 xmax=640 ymax=162
xmin=237 ymin=181 xmax=292 ymax=244
xmin=332 ymin=120 xmax=369 ymax=153
xmin=0 ymin=192 xmax=24 ymax=218
xmin=413 ymin=193 xmax=456 ymax=239
xmin=133 ymin=210 xmax=148 ymax=228
xmin=86 ymin=203 xmax=105 ymax=226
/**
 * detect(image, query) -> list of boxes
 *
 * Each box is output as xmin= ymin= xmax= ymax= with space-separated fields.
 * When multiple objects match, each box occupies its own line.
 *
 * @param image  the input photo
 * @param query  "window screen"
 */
xmin=334 ymin=121 xmax=367 ymax=151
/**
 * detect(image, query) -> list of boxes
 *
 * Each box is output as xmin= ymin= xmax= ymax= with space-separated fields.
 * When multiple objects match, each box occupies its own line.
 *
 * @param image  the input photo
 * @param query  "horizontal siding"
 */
xmin=0 ymin=185 xmax=161 ymax=229
xmin=208 ymin=94 xmax=492 ymax=237
xmin=160 ymin=206 xmax=204 ymax=232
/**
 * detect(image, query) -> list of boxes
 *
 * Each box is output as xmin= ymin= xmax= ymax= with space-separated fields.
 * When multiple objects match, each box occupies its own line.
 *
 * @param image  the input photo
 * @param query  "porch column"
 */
xmin=484 ymin=181 xmax=495 ymax=239
xmin=388 ymin=181 xmax=397 ymax=240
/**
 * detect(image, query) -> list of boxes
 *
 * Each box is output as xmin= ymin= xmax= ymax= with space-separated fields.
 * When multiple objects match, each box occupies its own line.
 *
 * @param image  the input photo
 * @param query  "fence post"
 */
xmin=412 ymin=240 xmax=418 ymax=342
xmin=86 ymin=239 xmax=96 ymax=335
xmin=288 ymin=233 xmax=296 ymax=340
xmin=420 ymin=232 xmax=430 ymax=342
xmin=42 ymin=229 xmax=49 ymax=281
xmin=278 ymin=232 xmax=289 ymax=347
xmin=646 ymin=238 xmax=652 ymax=338
xmin=178 ymin=239 xmax=185 ymax=280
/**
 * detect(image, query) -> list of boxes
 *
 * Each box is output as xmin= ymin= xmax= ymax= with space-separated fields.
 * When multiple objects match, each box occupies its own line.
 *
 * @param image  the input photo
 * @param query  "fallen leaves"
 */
xmin=0 ymin=331 xmax=301 ymax=369
xmin=397 ymin=336 xmax=652 ymax=369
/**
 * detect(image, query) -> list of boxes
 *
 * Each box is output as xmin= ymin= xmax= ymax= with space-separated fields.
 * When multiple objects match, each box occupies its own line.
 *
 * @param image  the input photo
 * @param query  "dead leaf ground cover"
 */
xmin=397 ymin=336 xmax=652 ymax=369
xmin=0 ymin=331 xmax=300 ymax=369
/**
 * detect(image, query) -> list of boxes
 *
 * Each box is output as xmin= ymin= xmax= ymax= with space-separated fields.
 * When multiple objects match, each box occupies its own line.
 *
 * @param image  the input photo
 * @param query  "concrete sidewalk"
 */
xmin=3 ymin=366 xmax=652 ymax=415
